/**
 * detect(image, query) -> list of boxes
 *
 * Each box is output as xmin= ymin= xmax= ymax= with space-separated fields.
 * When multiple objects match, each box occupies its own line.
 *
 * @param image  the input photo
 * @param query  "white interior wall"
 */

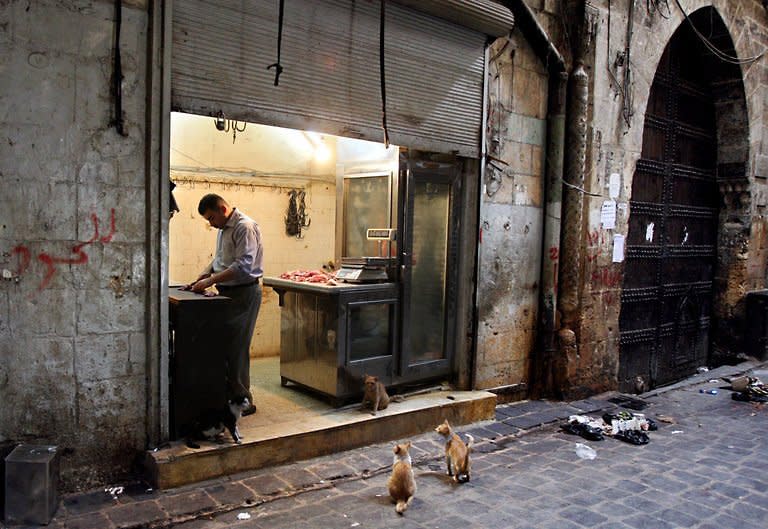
xmin=169 ymin=113 xmax=397 ymax=357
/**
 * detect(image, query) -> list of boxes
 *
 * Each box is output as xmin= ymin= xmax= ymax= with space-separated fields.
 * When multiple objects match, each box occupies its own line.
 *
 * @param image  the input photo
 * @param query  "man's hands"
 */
xmin=190 ymin=277 xmax=214 ymax=293
xmin=184 ymin=269 xmax=237 ymax=293
xmin=185 ymin=272 xmax=212 ymax=293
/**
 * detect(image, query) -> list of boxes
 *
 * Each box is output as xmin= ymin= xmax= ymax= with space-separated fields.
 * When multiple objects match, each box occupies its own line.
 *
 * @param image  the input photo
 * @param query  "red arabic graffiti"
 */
xmin=586 ymin=229 xmax=607 ymax=263
xmin=11 ymin=245 xmax=31 ymax=275
xmin=586 ymin=229 xmax=604 ymax=246
xmin=548 ymin=246 xmax=559 ymax=292
xmin=590 ymin=268 xmax=622 ymax=308
xmin=10 ymin=209 xmax=116 ymax=291
xmin=591 ymin=268 xmax=622 ymax=288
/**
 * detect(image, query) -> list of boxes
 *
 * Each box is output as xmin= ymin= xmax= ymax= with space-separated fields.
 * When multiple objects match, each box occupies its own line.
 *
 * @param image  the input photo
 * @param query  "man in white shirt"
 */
xmin=189 ymin=194 xmax=263 ymax=416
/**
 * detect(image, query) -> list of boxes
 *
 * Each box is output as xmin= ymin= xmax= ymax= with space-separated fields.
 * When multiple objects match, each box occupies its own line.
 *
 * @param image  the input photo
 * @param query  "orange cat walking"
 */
xmin=387 ymin=441 xmax=416 ymax=514
xmin=435 ymin=419 xmax=474 ymax=483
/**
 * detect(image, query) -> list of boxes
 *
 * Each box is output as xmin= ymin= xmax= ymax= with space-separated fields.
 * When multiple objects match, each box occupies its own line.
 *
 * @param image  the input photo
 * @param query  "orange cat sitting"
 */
xmin=387 ymin=441 xmax=416 ymax=514
xmin=434 ymin=419 xmax=474 ymax=483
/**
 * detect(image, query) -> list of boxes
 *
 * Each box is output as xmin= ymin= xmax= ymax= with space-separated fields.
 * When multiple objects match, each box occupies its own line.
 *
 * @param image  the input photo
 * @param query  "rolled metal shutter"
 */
xmin=391 ymin=0 xmax=515 ymax=37
xmin=171 ymin=0 xmax=512 ymax=157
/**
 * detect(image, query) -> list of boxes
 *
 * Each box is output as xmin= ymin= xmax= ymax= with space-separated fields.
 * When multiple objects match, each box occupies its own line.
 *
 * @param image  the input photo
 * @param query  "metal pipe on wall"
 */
xmin=145 ymin=0 xmax=173 ymax=446
xmin=554 ymin=55 xmax=590 ymax=396
xmin=534 ymin=71 xmax=568 ymax=397
xmin=559 ymin=62 xmax=589 ymax=326
xmin=501 ymin=0 xmax=569 ymax=397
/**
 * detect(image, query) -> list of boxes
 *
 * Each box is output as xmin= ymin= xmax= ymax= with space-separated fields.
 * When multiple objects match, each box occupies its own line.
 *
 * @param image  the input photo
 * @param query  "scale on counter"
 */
xmin=336 ymin=257 xmax=394 ymax=283
xmin=337 ymin=228 xmax=397 ymax=283
xmin=366 ymin=228 xmax=396 ymax=241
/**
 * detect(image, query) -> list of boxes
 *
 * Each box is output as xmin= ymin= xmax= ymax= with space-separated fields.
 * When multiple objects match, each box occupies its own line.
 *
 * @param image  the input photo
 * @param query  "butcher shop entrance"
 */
xmin=156 ymin=114 xmax=491 ymax=488
xmin=167 ymin=112 xmax=468 ymax=413
xmin=157 ymin=0 xmax=514 ymax=484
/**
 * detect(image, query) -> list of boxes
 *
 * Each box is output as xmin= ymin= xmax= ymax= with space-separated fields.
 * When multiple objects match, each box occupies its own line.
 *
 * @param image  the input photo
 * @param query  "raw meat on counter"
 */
xmin=279 ymin=269 xmax=338 ymax=285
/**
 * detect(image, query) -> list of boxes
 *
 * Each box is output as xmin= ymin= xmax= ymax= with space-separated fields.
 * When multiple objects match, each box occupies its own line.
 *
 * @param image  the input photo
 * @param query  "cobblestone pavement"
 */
xmin=7 ymin=362 xmax=767 ymax=529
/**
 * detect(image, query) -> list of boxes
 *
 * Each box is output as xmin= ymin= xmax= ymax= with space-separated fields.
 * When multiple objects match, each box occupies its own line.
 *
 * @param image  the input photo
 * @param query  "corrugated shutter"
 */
xmin=171 ymin=0 xmax=490 ymax=157
xmin=391 ymin=0 xmax=514 ymax=37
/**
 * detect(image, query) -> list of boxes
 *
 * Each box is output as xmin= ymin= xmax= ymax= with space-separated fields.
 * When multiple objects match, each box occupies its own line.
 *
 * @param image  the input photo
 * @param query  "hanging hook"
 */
xmin=232 ymin=120 xmax=246 ymax=143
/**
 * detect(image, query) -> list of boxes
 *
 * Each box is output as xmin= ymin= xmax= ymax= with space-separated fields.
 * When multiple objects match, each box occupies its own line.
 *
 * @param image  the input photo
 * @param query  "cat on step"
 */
xmin=360 ymin=374 xmax=403 ymax=415
xmin=183 ymin=396 xmax=251 ymax=449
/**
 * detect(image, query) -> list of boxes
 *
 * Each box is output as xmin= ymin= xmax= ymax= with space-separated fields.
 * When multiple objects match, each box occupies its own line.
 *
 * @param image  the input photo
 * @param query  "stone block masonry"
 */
xmin=0 ymin=0 xmax=150 ymax=490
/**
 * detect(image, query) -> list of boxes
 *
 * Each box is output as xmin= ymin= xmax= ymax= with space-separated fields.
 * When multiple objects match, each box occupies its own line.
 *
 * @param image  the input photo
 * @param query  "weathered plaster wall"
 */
xmin=475 ymin=29 xmax=549 ymax=390
xmin=566 ymin=0 xmax=768 ymax=395
xmin=0 ymin=0 xmax=149 ymax=489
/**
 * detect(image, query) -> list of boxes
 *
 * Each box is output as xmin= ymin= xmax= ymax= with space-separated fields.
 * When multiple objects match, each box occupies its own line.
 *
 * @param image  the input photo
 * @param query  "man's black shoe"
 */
xmin=242 ymin=403 xmax=257 ymax=416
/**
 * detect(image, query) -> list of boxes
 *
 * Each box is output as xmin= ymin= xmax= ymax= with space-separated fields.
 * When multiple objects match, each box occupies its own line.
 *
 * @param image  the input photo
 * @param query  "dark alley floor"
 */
xmin=8 ymin=361 xmax=768 ymax=529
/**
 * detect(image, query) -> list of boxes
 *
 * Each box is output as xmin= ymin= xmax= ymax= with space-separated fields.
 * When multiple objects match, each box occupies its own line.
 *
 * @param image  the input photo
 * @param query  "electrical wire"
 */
xmin=267 ymin=0 xmax=286 ymax=85
xmin=646 ymin=0 xmax=671 ymax=19
xmin=622 ymin=0 xmax=635 ymax=127
xmin=112 ymin=0 xmax=127 ymax=136
xmin=561 ymin=178 xmax=603 ymax=197
xmin=379 ymin=0 xmax=390 ymax=148
xmin=606 ymin=0 xmax=622 ymax=96
xmin=673 ymin=0 xmax=765 ymax=65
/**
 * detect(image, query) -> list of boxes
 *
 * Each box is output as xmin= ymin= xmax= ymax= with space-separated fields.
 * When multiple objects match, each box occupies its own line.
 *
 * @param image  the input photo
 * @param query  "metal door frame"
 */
xmin=396 ymin=151 xmax=462 ymax=383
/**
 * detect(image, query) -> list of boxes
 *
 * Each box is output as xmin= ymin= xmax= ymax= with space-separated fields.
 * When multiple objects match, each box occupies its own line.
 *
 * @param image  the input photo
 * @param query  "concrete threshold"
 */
xmin=145 ymin=389 xmax=496 ymax=489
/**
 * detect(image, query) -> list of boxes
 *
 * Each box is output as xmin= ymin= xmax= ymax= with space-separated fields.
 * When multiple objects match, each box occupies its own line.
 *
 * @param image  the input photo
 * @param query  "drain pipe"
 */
xmin=501 ymin=1 xmax=568 ymax=397
xmin=559 ymin=63 xmax=589 ymax=323
xmin=535 ymin=72 xmax=568 ymax=397
xmin=555 ymin=6 xmax=595 ymax=397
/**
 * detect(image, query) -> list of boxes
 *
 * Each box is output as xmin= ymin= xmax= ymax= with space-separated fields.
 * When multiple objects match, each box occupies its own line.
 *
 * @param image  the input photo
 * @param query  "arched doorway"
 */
xmin=619 ymin=8 xmax=748 ymax=392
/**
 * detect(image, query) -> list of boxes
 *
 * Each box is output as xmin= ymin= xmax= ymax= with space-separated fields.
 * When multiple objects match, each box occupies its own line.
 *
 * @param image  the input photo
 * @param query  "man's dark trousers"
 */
xmin=221 ymin=282 xmax=261 ymax=402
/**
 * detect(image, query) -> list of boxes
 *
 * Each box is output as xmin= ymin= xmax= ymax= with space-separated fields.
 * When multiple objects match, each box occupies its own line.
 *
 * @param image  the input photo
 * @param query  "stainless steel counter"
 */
xmin=263 ymin=276 xmax=395 ymax=295
xmin=263 ymin=276 xmax=399 ymax=404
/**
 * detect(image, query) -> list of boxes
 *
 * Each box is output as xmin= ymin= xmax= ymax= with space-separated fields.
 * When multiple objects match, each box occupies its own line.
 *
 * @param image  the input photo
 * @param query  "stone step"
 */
xmin=145 ymin=390 xmax=496 ymax=489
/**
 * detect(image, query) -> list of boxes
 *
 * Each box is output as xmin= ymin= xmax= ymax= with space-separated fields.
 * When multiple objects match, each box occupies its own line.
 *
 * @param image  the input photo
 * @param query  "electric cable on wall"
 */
xmin=112 ymin=0 xmax=127 ymax=136
xmin=673 ymin=0 xmax=765 ymax=65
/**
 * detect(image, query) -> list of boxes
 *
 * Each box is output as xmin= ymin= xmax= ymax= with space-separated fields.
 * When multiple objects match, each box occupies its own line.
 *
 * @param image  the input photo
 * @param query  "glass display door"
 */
xmin=337 ymin=151 xmax=462 ymax=389
xmin=397 ymin=153 xmax=460 ymax=381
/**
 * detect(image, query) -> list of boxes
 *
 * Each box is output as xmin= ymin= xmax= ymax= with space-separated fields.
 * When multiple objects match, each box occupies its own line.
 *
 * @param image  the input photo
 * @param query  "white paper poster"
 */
xmin=601 ymin=200 xmax=617 ymax=230
xmin=645 ymin=222 xmax=655 ymax=242
xmin=612 ymin=234 xmax=625 ymax=263
xmin=609 ymin=173 xmax=621 ymax=199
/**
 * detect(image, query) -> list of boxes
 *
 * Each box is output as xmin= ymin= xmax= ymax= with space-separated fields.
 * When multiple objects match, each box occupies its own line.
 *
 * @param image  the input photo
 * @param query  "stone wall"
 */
xmin=475 ymin=27 xmax=550 ymax=390
xmin=3 ymin=0 xmax=763 ymax=489
xmin=564 ymin=0 xmax=768 ymax=395
xmin=0 ymin=0 xmax=150 ymax=489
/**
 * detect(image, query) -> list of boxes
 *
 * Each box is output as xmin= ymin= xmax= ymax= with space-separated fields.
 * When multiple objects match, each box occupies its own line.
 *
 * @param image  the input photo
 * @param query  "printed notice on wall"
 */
xmin=601 ymin=200 xmax=617 ymax=230
xmin=612 ymin=234 xmax=625 ymax=262
xmin=609 ymin=173 xmax=621 ymax=199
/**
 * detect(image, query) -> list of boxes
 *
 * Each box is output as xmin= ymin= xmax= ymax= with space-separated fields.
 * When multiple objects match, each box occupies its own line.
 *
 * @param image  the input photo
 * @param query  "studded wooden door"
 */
xmin=619 ymin=26 xmax=719 ymax=392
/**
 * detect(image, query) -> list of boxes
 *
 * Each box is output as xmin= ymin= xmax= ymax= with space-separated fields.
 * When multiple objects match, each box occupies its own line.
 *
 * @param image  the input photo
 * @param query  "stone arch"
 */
xmin=621 ymin=1 xmax=759 ymax=155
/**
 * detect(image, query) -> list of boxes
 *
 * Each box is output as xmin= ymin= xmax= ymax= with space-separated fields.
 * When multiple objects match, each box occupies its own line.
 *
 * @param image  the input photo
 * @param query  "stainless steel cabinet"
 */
xmin=264 ymin=278 xmax=398 ymax=405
